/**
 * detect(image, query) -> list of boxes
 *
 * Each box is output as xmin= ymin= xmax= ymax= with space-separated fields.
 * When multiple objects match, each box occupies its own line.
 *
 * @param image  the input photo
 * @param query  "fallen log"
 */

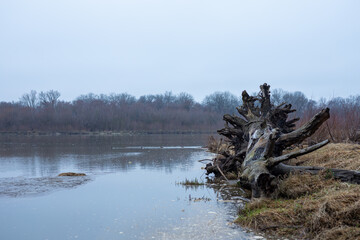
xmin=272 ymin=163 xmax=360 ymax=184
xmin=205 ymin=83 xmax=360 ymax=198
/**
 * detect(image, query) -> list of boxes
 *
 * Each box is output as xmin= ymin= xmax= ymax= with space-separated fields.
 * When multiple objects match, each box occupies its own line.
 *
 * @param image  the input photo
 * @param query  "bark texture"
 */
xmin=205 ymin=83 xmax=360 ymax=198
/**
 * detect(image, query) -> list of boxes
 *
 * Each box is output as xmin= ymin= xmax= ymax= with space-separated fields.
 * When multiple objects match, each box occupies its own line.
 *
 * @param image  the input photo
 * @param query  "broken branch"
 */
xmin=267 ymin=140 xmax=329 ymax=167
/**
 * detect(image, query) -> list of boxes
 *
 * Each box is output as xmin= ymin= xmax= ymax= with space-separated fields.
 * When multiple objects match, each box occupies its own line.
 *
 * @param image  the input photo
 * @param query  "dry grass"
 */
xmin=275 ymin=172 xmax=334 ymax=199
xmin=236 ymin=143 xmax=360 ymax=240
xmin=288 ymin=143 xmax=360 ymax=171
xmin=177 ymin=178 xmax=204 ymax=186
xmin=206 ymin=136 xmax=231 ymax=154
xmin=314 ymin=226 xmax=360 ymax=240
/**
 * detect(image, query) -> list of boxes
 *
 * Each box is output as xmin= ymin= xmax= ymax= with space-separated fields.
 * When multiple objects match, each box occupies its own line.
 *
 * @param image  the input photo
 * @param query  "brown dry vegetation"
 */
xmin=236 ymin=143 xmax=360 ymax=240
xmin=288 ymin=143 xmax=360 ymax=171
xmin=206 ymin=136 xmax=231 ymax=154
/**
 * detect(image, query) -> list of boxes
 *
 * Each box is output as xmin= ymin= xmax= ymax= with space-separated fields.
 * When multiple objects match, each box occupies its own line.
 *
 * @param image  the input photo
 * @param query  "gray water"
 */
xmin=0 ymin=135 xmax=262 ymax=240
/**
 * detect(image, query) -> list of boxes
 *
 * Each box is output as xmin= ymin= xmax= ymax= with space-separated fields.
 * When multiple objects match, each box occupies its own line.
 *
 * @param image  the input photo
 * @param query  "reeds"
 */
xmin=177 ymin=178 xmax=205 ymax=186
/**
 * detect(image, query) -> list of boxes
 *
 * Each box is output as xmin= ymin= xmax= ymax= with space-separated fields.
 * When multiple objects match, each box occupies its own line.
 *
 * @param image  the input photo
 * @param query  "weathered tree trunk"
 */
xmin=205 ymin=83 xmax=360 ymax=198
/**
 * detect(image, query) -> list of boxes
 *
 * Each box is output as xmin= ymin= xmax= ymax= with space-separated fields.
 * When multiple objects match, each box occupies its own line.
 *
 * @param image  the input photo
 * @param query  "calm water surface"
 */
xmin=0 ymin=135 xmax=261 ymax=240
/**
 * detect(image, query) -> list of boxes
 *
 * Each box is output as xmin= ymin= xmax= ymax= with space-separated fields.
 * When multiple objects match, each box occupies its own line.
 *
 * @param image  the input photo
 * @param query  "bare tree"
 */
xmin=176 ymin=92 xmax=195 ymax=110
xmin=39 ymin=90 xmax=61 ymax=108
xmin=109 ymin=93 xmax=136 ymax=106
xmin=270 ymin=88 xmax=285 ymax=106
xmin=282 ymin=91 xmax=309 ymax=116
xmin=20 ymin=90 xmax=38 ymax=108
xmin=202 ymin=91 xmax=240 ymax=114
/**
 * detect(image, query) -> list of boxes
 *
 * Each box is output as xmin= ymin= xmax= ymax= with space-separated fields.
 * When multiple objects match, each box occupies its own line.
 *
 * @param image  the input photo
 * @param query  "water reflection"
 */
xmin=0 ymin=135 xmax=261 ymax=240
xmin=0 ymin=135 xmax=210 ymax=178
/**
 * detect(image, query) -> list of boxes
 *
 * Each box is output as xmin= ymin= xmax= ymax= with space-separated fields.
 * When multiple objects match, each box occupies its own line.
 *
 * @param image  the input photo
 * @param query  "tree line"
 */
xmin=0 ymin=90 xmax=240 ymax=133
xmin=0 ymin=89 xmax=359 ymax=142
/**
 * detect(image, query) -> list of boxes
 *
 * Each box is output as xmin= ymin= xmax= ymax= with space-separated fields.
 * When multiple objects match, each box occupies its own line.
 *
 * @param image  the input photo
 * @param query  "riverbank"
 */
xmin=236 ymin=143 xmax=360 ymax=240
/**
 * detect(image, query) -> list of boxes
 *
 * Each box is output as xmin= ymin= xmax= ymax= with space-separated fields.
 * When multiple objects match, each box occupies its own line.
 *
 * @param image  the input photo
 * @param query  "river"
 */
xmin=0 ymin=134 xmax=263 ymax=240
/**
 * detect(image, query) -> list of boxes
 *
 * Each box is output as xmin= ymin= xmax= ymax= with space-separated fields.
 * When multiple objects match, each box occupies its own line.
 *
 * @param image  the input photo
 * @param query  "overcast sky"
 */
xmin=1 ymin=0 xmax=359 ymax=102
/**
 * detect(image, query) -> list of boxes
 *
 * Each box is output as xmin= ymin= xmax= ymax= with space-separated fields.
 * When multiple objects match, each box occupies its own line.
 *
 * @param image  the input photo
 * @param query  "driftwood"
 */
xmin=205 ymin=83 xmax=360 ymax=198
xmin=58 ymin=172 xmax=86 ymax=176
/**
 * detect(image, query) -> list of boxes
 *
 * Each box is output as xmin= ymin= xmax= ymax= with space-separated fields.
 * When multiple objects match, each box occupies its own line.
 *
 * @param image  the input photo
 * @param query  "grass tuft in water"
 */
xmin=177 ymin=178 xmax=205 ymax=186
